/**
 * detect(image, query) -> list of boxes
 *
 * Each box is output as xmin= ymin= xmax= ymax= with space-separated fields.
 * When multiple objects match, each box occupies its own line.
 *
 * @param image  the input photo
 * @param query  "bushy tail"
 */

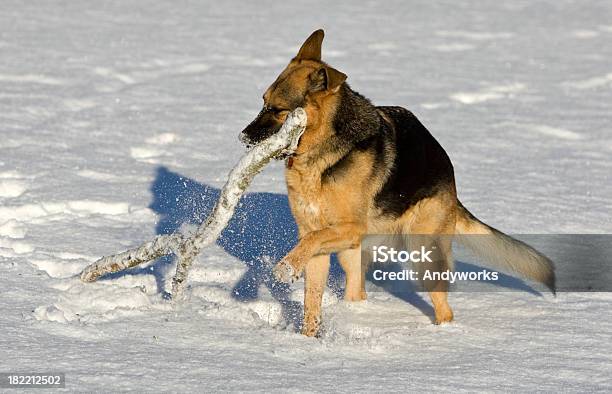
xmin=455 ymin=201 xmax=555 ymax=293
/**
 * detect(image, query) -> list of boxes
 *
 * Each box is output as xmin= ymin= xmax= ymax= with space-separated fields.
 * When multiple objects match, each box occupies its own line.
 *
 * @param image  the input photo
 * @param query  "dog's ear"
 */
xmin=295 ymin=29 xmax=324 ymax=61
xmin=309 ymin=66 xmax=347 ymax=93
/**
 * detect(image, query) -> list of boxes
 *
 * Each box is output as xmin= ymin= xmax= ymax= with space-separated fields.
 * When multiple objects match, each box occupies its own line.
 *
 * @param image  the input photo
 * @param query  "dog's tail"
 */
xmin=455 ymin=200 xmax=555 ymax=293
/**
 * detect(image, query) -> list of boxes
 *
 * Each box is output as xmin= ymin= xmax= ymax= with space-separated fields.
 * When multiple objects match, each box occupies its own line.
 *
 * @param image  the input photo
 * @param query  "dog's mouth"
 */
xmin=239 ymin=126 xmax=281 ymax=148
xmin=238 ymin=132 xmax=254 ymax=148
xmin=239 ymin=133 xmax=295 ymax=160
xmin=239 ymin=133 xmax=269 ymax=150
xmin=275 ymin=150 xmax=293 ymax=160
xmin=239 ymin=107 xmax=306 ymax=159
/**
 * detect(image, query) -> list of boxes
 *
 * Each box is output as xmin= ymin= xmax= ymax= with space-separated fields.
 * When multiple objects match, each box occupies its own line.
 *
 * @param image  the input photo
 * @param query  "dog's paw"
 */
xmin=301 ymin=315 xmax=322 ymax=337
xmin=273 ymin=260 xmax=298 ymax=284
xmin=434 ymin=308 xmax=454 ymax=325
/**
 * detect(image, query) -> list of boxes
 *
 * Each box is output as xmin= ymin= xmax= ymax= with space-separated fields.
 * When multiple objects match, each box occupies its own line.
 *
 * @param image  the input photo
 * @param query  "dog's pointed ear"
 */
xmin=309 ymin=65 xmax=347 ymax=93
xmin=295 ymin=29 xmax=324 ymax=61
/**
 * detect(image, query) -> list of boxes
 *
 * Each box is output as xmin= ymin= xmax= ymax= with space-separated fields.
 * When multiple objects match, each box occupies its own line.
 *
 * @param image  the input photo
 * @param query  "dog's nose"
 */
xmin=238 ymin=131 xmax=250 ymax=145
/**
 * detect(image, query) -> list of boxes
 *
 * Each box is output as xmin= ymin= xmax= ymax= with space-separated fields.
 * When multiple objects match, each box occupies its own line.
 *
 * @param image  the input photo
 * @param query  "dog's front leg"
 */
xmin=273 ymin=223 xmax=364 ymax=283
xmin=301 ymin=254 xmax=330 ymax=337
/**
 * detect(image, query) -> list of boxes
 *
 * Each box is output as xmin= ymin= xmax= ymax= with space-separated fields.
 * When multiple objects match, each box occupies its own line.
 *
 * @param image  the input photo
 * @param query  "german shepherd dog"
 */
xmin=240 ymin=29 xmax=555 ymax=337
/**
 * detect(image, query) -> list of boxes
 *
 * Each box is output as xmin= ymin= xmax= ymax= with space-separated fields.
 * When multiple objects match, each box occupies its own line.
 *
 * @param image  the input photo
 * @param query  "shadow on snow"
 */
xmin=104 ymin=166 xmax=541 ymax=329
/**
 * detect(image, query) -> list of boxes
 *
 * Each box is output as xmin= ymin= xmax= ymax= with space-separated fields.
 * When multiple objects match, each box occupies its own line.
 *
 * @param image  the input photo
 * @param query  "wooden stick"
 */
xmin=80 ymin=108 xmax=307 ymax=300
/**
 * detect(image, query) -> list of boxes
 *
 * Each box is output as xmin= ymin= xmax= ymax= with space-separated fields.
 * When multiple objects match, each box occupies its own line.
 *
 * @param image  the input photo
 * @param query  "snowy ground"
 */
xmin=1 ymin=0 xmax=612 ymax=391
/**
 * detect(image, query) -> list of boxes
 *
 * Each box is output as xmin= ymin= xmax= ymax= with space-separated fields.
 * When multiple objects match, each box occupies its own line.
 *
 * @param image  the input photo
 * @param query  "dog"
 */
xmin=240 ymin=29 xmax=555 ymax=337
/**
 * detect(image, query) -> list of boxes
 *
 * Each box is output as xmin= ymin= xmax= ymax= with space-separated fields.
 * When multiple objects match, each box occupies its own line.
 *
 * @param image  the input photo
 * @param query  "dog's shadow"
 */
xmin=141 ymin=166 xmax=436 ymax=327
xmin=124 ymin=166 xmax=537 ymax=329
xmin=145 ymin=166 xmax=303 ymax=328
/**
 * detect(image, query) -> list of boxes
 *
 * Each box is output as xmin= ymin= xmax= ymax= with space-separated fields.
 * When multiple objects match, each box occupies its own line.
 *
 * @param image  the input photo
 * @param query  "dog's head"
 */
xmin=239 ymin=29 xmax=347 ymax=147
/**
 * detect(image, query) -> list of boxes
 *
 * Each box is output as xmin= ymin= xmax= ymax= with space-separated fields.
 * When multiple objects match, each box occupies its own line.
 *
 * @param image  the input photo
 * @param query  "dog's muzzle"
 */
xmin=238 ymin=131 xmax=252 ymax=147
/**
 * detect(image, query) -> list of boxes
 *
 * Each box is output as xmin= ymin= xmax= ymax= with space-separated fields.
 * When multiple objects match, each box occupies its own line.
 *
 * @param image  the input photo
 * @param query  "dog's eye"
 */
xmin=263 ymin=105 xmax=288 ymax=116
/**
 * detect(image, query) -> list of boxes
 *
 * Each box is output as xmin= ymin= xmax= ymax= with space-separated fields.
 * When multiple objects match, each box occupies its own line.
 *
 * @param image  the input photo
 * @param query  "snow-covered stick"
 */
xmin=80 ymin=108 xmax=307 ymax=300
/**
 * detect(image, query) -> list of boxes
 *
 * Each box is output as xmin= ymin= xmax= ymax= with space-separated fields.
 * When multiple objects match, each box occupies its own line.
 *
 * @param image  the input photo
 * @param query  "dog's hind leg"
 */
xmin=302 ymin=254 xmax=331 ymax=337
xmin=425 ymin=236 xmax=454 ymax=324
xmin=399 ymin=194 xmax=457 ymax=324
xmin=338 ymin=247 xmax=367 ymax=301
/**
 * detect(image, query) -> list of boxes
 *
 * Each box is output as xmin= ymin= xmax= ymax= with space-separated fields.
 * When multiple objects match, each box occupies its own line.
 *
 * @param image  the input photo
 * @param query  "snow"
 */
xmin=1 ymin=0 xmax=611 ymax=391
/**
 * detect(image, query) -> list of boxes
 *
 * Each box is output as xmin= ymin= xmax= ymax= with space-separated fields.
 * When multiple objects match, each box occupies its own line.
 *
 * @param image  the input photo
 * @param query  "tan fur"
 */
xmin=455 ymin=204 xmax=555 ymax=288
xmin=337 ymin=247 xmax=366 ymax=301
xmin=395 ymin=191 xmax=457 ymax=324
xmin=302 ymin=254 xmax=330 ymax=337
